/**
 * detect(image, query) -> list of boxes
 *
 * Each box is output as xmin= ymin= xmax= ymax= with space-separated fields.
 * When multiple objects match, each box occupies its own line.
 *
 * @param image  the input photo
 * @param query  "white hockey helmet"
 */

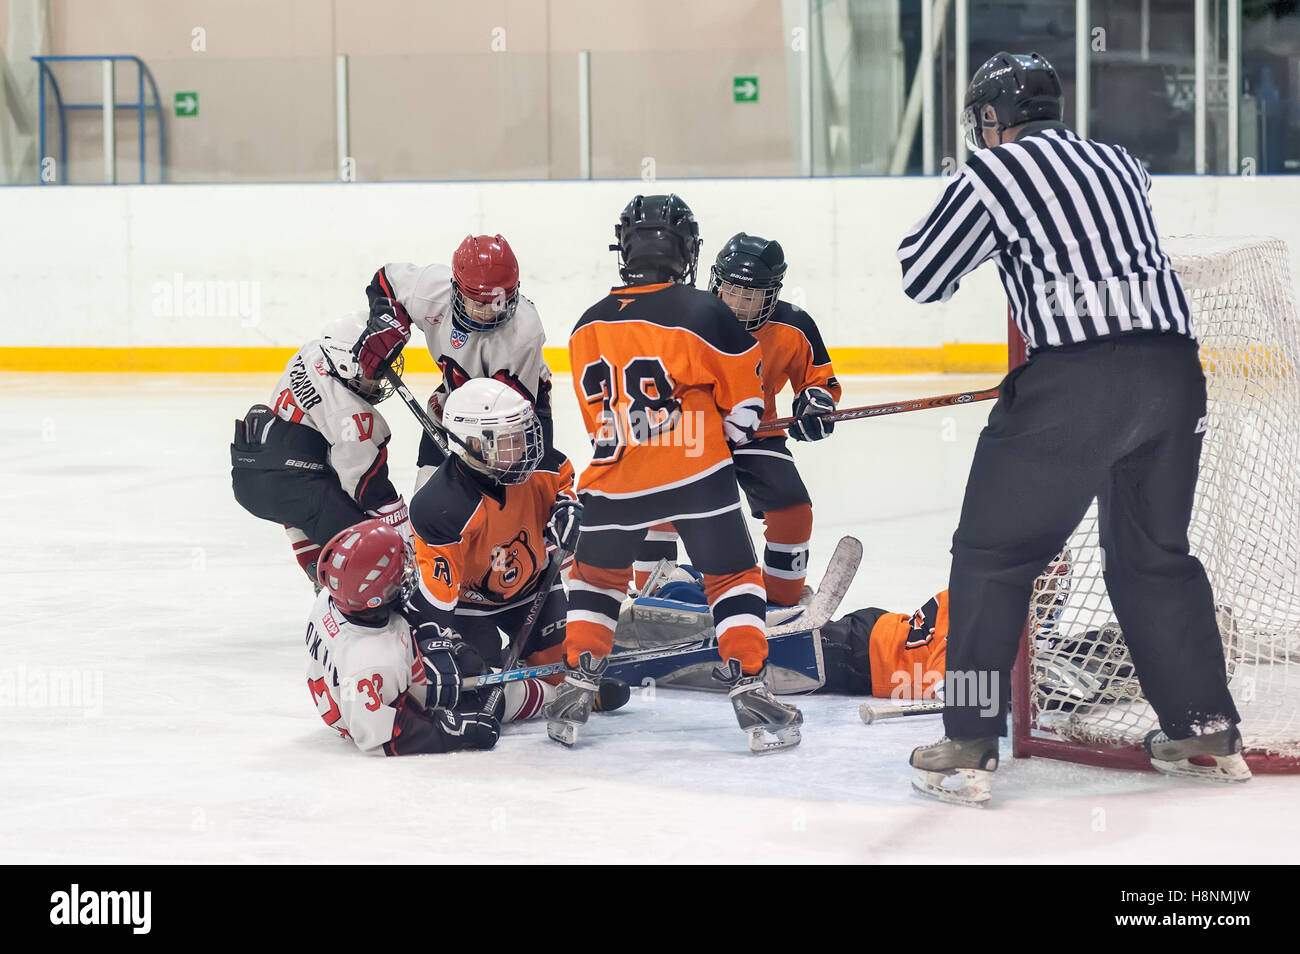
xmin=443 ymin=378 xmax=543 ymax=485
xmin=319 ymin=312 xmax=401 ymax=404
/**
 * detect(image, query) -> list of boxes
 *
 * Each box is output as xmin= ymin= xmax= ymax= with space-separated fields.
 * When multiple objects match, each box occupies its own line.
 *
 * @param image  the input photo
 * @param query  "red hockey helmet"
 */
xmin=451 ymin=234 xmax=521 ymax=332
xmin=317 ymin=519 xmax=409 ymax=619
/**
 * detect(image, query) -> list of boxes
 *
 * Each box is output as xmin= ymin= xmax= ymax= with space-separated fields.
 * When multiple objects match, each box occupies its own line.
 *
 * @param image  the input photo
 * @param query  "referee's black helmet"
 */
xmin=962 ymin=52 xmax=1062 ymax=150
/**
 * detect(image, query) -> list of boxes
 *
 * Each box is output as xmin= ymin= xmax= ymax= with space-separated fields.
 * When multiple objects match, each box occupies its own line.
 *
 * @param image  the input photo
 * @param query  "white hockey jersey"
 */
xmin=269 ymin=339 xmax=402 ymax=514
xmin=368 ymin=262 xmax=551 ymax=416
xmin=304 ymin=589 xmax=429 ymax=755
xmin=304 ymin=590 xmax=553 ymax=754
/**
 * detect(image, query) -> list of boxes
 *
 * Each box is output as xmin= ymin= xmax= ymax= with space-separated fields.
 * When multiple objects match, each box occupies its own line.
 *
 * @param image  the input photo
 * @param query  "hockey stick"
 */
xmin=768 ymin=386 xmax=999 ymax=430
xmin=380 ymin=365 xmax=471 ymax=457
xmin=463 ymin=534 xmax=863 ymax=688
xmin=858 ymin=700 xmax=945 ymax=723
xmin=463 ymin=660 xmax=566 ymax=689
xmin=477 ymin=551 xmax=568 ymax=717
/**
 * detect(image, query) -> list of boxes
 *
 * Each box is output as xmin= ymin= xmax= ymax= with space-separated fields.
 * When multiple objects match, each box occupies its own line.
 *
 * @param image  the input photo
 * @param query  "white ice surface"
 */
xmin=2 ymin=372 xmax=1295 ymax=863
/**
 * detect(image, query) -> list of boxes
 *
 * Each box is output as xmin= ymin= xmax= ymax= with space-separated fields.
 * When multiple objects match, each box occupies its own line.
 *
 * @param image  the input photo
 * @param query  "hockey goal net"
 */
xmin=1010 ymin=236 xmax=1300 ymax=772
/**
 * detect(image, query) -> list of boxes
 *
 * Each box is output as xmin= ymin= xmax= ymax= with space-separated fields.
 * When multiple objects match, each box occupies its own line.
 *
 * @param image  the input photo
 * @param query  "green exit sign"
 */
xmin=174 ymin=91 xmax=198 ymax=117
xmin=733 ymin=76 xmax=758 ymax=103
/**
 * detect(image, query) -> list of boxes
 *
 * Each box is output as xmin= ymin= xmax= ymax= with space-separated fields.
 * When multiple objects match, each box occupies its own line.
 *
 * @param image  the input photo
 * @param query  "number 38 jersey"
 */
xmin=304 ymin=589 xmax=430 ymax=755
xmin=569 ymin=282 xmax=765 ymax=530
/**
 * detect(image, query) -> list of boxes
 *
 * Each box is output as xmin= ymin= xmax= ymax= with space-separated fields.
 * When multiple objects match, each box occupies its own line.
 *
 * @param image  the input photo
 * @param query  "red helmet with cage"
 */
xmin=451 ymin=234 xmax=520 ymax=332
xmin=317 ymin=519 xmax=409 ymax=619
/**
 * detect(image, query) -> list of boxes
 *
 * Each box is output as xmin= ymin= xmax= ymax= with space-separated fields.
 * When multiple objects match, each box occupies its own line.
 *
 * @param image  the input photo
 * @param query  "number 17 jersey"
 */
xmin=568 ymin=281 xmax=764 ymax=530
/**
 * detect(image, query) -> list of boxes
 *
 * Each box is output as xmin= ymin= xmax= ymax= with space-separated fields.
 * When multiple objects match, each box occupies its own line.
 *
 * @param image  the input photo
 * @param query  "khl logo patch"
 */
xmin=450 ymin=328 xmax=469 ymax=350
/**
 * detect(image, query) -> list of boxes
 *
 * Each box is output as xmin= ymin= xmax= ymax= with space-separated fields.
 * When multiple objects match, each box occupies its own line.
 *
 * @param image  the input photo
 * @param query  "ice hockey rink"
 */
xmin=3 ymin=370 xmax=1295 ymax=865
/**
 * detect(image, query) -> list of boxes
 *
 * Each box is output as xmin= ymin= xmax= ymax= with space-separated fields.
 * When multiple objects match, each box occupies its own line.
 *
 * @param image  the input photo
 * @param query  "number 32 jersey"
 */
xmin=569 ymin=282 xmax=764 ymax=530
xmin=303 ymin=589 xmax=430 ymax=755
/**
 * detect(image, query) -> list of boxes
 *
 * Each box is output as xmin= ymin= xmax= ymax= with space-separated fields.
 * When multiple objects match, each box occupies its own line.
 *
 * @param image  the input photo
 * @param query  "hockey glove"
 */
xmin=722 ymin=401 xmax=764 ymax=448
xmin=384 ymin=693 xmax=499 ymax=755
xmin=414 ymin=623 xmax=463 ymax=710
xmin=545 ymin=499 xmax=583 ymax=553
xmin=789 ymin=387 xmax=836 ymax=442
xmin=353 ymin=298 xmax=412 ymax=380
xmin=368 ymin=498 xmax=411 ymax=538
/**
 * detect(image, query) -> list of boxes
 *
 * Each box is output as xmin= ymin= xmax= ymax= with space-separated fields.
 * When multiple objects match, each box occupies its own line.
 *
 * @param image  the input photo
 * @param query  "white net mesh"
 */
xmin=1020 ymin=237 xmax=1300 ymax=765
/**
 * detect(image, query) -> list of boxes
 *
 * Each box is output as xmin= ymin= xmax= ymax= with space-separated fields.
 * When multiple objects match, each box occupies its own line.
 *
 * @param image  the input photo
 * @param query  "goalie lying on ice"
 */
xmin=613 ymin=556 xmax=1141 ymax=706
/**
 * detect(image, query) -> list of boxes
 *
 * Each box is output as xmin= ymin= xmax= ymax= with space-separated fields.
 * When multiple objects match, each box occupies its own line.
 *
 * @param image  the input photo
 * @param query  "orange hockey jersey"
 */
xmin=753 ymin=301 xmax=841 ymax=437
xmin=868 ymin=590 xmax=949 ymax=699
xmin=569 ymin=282 xmax=764 ymax=530
xmin=408 ymin=450 xmax=576 ymax=624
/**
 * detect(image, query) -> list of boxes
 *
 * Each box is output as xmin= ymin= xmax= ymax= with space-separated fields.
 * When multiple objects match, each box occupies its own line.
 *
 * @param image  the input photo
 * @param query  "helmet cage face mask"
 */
xmin=454 ymin=410 xmax=544 ymax=485
xmin=709 ymin=271 xmax=782 ymax=331
xmin=961 ymin=102 xmax=986 ymax=151
xmin=319 ymin=339 xmax=402 ymax=404
xmin=451 ymin=281 xmax=520 ymax=333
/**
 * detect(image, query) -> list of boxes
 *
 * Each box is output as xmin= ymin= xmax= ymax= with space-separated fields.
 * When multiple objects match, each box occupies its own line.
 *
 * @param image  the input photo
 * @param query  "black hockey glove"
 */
xmin=545 ymin=499 xmax=583 ymax=553
xmin=414 ymin=623 xmax=463 ymax=710
xmin=789 ymin=387 xmax=836 ymax=442
xmin=353 ymin=297 xmax=411 ymax=380
xmin=383 ymin=693 xmax=499 ymax=755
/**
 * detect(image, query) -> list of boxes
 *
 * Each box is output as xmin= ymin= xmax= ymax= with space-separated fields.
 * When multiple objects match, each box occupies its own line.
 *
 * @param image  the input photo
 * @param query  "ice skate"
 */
xmin=543 ymin=652 xmax=607 ymax=747
xmin=909 ymin=736 xmax=999 ymax=806
xmin=1144 ymin=725 xmax=1251 ymax=782
xmin=713 ymin=659 xmax=803 ymax=754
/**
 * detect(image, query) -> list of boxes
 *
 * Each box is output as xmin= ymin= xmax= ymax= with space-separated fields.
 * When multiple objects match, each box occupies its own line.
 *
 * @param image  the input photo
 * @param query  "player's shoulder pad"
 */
xmin=767 ymin=301 xmax=832 ymax=365
xmin=409 ymin=459 xmax=485 ymax=545
xmin=515 ymin=294 xmax=544 ymax=330
xmin=535 ymin=445 xmax=571 ymax=476
xmin=608 ymin=284 xmax=758 ymax=356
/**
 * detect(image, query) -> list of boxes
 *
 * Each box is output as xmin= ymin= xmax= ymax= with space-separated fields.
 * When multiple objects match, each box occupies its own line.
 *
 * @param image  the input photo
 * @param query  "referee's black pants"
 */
xmin=944 ymin=333 xmax=1240 ymax=740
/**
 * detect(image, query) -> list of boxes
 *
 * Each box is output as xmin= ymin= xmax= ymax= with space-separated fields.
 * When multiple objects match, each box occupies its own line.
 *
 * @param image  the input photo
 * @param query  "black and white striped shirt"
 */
xmin=897 ymin=122 xmax=1192 ymax=353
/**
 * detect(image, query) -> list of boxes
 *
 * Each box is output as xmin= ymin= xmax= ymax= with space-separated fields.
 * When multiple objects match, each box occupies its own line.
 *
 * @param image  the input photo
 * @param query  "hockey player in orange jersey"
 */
xmin=546 ymin=194 xmax=803 ymax=753
xmin=634 ymin=233 xmax=841 ymax=606
xmin=405 ymin=377 xmax=629 ymax=720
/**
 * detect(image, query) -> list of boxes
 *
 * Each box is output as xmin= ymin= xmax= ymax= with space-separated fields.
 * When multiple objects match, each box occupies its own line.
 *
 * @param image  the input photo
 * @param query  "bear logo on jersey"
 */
xmin=482 ymin=529 xmax=539 ymax=602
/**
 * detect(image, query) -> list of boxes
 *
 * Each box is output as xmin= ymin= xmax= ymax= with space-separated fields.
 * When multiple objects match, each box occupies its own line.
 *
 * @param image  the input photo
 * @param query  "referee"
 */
xmin=896 ymin=52 xmax=1246 ymax=805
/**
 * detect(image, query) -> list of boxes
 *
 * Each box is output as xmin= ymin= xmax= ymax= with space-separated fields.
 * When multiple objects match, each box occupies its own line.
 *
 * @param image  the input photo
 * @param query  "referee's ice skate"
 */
xmin=1145 ymin=726 xmax=1252 ymax=782
xmin=909 ymin=737 xmax=1000 ymax=806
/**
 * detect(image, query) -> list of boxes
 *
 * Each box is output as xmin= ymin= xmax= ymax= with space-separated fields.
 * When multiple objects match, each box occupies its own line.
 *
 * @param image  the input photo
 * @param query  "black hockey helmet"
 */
xmin=962 ymin=51 xmax=1062 ymax=150
xmin=612 ymin=194 xmax=702 ymax=285
xmin=708 ymin=232 xmax=787 ymax=331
